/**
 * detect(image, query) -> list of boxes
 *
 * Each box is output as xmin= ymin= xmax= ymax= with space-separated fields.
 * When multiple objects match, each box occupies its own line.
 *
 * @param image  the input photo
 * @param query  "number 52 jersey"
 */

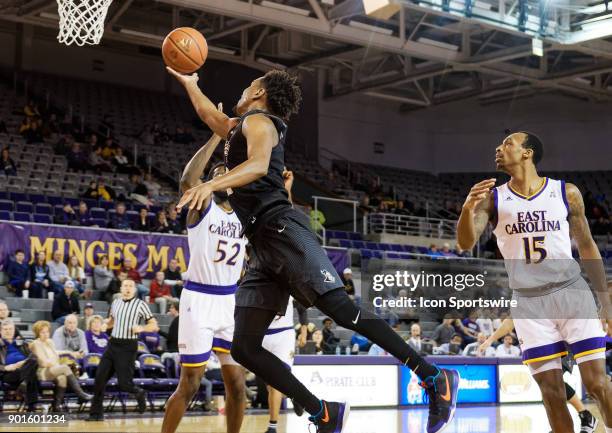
xmin=492 ymin=177 xmax=581 ymax=291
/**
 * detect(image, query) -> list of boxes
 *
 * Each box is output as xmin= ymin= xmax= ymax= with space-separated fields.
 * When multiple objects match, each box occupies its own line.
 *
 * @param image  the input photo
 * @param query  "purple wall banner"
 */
xmin=0 ymin=221 xmax=349 ymax=278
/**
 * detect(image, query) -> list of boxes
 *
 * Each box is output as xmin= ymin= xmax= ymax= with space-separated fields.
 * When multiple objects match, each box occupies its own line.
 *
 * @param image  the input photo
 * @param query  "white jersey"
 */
xmin=184 ymin=200 xmax=247 ymax=292
xmin=268 ymin=297 xmax=295 ymax=331
xmin=493 ymin=177 xmax=581 ymax=291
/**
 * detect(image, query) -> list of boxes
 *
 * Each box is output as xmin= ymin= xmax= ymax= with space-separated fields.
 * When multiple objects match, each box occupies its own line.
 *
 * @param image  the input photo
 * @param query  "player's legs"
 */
xmin=530 ymin=360 xmax=574 ymax=433
xmin=577 ymin=358 xmax=612 ymax=429
xmin=267 ymin=386 xmax=283 ymax=432
xmin=161 ymin=365 xmax=207 ymax=433
xmin=262 ymin=331 xmax=295 ymax=432
xmin=219 ymin=359 xmax=246 ymax=433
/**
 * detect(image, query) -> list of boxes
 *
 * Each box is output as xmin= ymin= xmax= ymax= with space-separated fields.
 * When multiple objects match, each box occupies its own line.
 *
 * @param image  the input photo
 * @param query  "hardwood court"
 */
xmin=0 ymin=403 xmax=604 ymax=433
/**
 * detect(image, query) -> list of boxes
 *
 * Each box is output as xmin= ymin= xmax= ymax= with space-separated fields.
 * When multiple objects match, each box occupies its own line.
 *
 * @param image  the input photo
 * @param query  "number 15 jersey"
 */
xmin=492 ymin=177 xmax=581 ymax=291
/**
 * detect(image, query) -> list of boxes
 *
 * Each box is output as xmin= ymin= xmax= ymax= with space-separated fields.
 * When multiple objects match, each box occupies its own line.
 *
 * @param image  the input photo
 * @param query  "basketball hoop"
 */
xmin=56 ymin=0 xmax=113 ymax=46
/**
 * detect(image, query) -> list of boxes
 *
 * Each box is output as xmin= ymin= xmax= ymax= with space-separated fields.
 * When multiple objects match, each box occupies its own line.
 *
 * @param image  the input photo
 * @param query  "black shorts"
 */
xmin=236 ymin=208 xmax=343 ymax=314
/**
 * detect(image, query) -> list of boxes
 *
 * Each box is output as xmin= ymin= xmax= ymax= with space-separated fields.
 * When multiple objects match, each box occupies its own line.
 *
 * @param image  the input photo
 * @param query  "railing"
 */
xmin=313 ymin=196 xmax=360 ymax=244
xmin=365 ymin=212 xmax=458 ymax=239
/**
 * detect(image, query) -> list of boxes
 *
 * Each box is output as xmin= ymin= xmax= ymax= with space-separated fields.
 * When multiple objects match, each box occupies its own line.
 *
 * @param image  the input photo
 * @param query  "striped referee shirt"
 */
xmin=109 ymin=297 xmax=154 ymax=340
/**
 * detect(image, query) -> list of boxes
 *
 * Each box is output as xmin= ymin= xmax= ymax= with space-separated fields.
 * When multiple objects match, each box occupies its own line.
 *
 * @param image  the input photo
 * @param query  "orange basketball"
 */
xmin=162 ymin=27 xmax=208 ymax=74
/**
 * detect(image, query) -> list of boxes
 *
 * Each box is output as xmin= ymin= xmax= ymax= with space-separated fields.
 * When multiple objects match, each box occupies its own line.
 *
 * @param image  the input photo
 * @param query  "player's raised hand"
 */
xmin=282 ymin=169 xmax=294 ymax=192
xmin=463 ymin=178 xmax=496 ymax=211
xmin=177 ymin=182 xmax=213 ymax=212
xmin=166 ymin=66 xmax=199 ymax=87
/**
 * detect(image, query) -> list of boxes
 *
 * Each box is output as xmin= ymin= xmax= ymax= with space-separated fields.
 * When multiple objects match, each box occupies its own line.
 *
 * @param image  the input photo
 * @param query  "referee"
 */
xmin=87 ymin=278 xmax=158 ymax=421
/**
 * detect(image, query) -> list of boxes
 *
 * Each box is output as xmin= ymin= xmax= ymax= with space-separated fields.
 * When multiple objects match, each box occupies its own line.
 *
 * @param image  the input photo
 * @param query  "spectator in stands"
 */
xmin=55 ymin=203 xmax=77 ymax=226
xmin=108 ymin=202 xmax=131 ymax=230
xmin=159 ymin=302 xmax=180 ymax=371
xmin=66 ymin=142 xmax=89 ymax=172
xmin=133 ymin=207 xmax=152 ymax=232
xmin=76 ymin=201 xmax=95 ymax=227
xmin=164 ymin=259 xmax=184 ymax=298
xmin=51 ymin=281 xmax=80 ymax=324
xmin=30 ymin=251 xmax=50 ymax=299
xmin=154 ymin=210 xmax=171 ymax=233
xmin=112 ymin=147 xmax=131 ymax=174
xmin=440 ymin=242 xmax=457 ymax=257
xmin=393 ymin=200 xmax=410 ymax=216
xmin=96 ymin=178 xmax=116 ymax=201
xmin=24 ymin=100 xmax=40 ymax=118
xmin=19 ymin=117 xmax=32 ymax=139
xmin=322 ymin=318 xmax=340 ymax=354
xmin=83 ymin=181 xmax=100 ymax=201
xmin=0 ymin=319 xmax=39 ymax=411
xmin=143 ymin=173 xmax=161 ymax=200
xmin=463 ymin=332 xmax=495 ymax=357
xmin=127 ymin=173 xmax=151 ymax=206
xmin=93 ymin=254 xmax=114 ymax=294
xmin=105 ymin=270 xmax=127 ymax=303
xmin=166 ymin=208 xmax=184 ymax=234
xmin=495 ymin=334 xmax=520 ymax=357
xmin=31 ymin=320 xmax=92 ymax=411
xmin=432 ymin=313 xmax=455 ymax=346
xmin=43 ymin=113 xmax=59 ymax=137
xmin=0 ymin=301 xmax=19 ymax=339
xmin=85 ymin=315 xmax=109 ymax=355
xmin=7 ymin=249 xmax=30 ymax=297
xmin=100 ymin=138 xmax=115 ymax=160
xmin=428 ymin=244 xmax=443 ymax=258
xmin=52 ymin=314 xmax=88 ymax=358
xmin=1 ymin=147 xmax=17 ymax=176
xmin=78 ymin=302 xmax=95 ymax=330
xmin=67 ymin=255 xmax=91 ymax=298
xmin=439 ymin=333 xmax=463 ymax=355
xmin=117 ymin=258 xmax=148 ymax=299
xmin=407 ymin=323 xmax=423 ymax=353
xmin=458 ymin=310 xmax=480 ymax=345
xmin=139 ymin=329 xmax=163 ymax=355
xmin=149 ymin=271 xmax=178 ymax=314
xmin=89 ymin=147 xmax=111 ymax=173
xmin=311 ymin=330 xmax=324 ymax=355
xmin=342 ymin=268 xmax=356 ymax=299
xmin=476 ymin=309 xmax=494 ymax=337
xmin=48 ymin=250 xmax=70 ymax=294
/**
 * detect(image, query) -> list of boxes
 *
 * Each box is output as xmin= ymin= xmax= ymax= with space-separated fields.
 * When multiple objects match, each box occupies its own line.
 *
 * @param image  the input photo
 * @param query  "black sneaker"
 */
xmin=579 ymin=410 xmax=598 ymax=433
xmin=86 ymin=413 xmax=104 ymax=422
xmin=264 ymin=428 xmax=277 ymax=433
xmin=308 ymin=400 xmax=350 ymax=433
xmin=292 ymin=398 xmax=305 ymax=417
xmin=136 ymin=390 xmax=147 ymax=413
xmin=422 ymin=368 xmax=460 ymax=433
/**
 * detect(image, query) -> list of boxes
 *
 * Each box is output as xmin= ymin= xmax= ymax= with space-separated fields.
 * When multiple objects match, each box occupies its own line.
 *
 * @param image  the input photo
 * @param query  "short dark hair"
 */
xmin=518 ymin=131 xmax=543 ymax=165
xmin=15 ymin=249 xmax=24 ymax=255
xmin=206 ymin=161 xmax=226 ymax=181
xmin=261 ymin=70 xmax=302 ymax=121
xmin=323 ymin=318 xmax=333 ymax=324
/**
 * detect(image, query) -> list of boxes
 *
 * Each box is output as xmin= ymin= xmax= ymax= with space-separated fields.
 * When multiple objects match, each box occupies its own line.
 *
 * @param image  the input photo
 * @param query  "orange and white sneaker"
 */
xmin=308 ymin=400 xmax=350 ymax=433
xmin=422 ymin=368 xmax=460 ymax=433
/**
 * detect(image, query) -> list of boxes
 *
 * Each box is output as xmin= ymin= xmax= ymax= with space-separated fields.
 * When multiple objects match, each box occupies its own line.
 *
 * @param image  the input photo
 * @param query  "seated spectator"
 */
xmin=24 ymin=100 xmax=40 ymax=118
xmin=407 ymin=323 xmax=424 ymax=353
xmin=67 ymin=255 xmax=91 ymax=298
xmin=117 ymin=257 xmax=148 ymax=298
xmin=495 ymin=334 xmax=521 ymax=357
xmin=143 ymin=173 xmax=161 ymax=200
xmin=154 ymin=210 xmax=171 ymax=233
xmin=48 ymin=250 xmax=70 ymax=294
xmin=97 ymin=178 xmax=116 ymax=201
xmin=29 ymin=250 xmax=51 ymax=299
xmin=463 ymin=332 xmax=495 ymax=357
xmin=476 ymin=309 xmax=494 ymax=337
xmin=458 ymin=310 xmax=480 ymax=345
xmin=440 ymin=242 xmax=457 ymax=257
xmin=19 ymin=117 xmax=31 ymax=138
xmin=108 ymin=202 xmax=131 ymax=230
xmin=0 ymin=301 xmax=20 ymax=338
xmin=55 ymin=203 xmax=77 ymax=226
xmin=132 ymin=208 xmax=152 ymax=232
xmin=428 ymin=244 xmax=443 ymax=258
xmin=52 ymin=314 xmax=88 ymax=357
xmin=7 ymin=249 xmax=31 ymax=297
xmin=127 ymin=173 xmax=151 ymax=206
xmin=164 ymin=259 xmax=184 ymax=298
xmin=85 ymin=315 xmax=109 ymax=355
xmin=160 ymin=302 xmax=179 ymax=353
xmin=112 ymin=147 xmax=132 ymax=174
xmin=76 ymin=201 xmax=96 ymax=227
xmin=30 ymin=320 xmax=92 ymax=411
xmin=0 ymin=319 xmax=39 ymax=411
xmin=322 ymin=318 xmax=340 ymax=354
xmin=105 ymin=270 xmax=127 ymax=303
xmin=342 ymin=268 xmax=356 ymax=299
xmin=51 ymin=281 xmax=80 ymax=324
xmin=66 ymin=142 xmax=89 ymax=172
xmin=82 ymin=181 xmax=101 ymax=201
xmin=139 ymin=330 xmax=163 ymax=355
xmin=100 ymin=138 xmax=115 ymax=160
xmin=439 ymin=333 xmax=463 ymax=355
xmin=311 ymin=330 xmax=325 ymax=355
xmin=89 ymin=147 xmax=112 ymax=172
xmin=432 ymin=314 xmax=455 ymax=346
xmin=1 ymin=147 xmax=17 ymax=176
xmin=149 ymin=271 xmax=178 ymax=314
xmin=78 ymin=303 xmax=95 ymax=330
xmin=93 ymin=254 xmax=114 ymax=293
xmin=167 ymin=208 xmax=185 ymax=234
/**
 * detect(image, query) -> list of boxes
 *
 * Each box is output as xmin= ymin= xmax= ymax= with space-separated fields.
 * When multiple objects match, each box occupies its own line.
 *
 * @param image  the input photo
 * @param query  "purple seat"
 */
xmin=366 ymin=242 xmax=379 ymax=250
xmin=90 ymin=207 xmax=107 ymax=219
xmin=338 ymin=239 xmax=352 ymax=248
xmin=9 ymin=192 xmax=27 ymax=202
xmin=353 ymin=240 xmax=365 ymax=249
xmin=390 ymin=244 xmax=403 ymax=252
xmin=0 ymin=200 xmax=13 ymax=212
xmin=99 ymin=201 xmax=115 ymax=210
xmin=47 ymin=196 xmax=64 ymax=207
xmin=126 ymin=210 xmax=139 ymax=224
xmin=417 ymin=246 xmax=429 ymax=254
xmin=35 ymin=203 xmax=53 ymax=215
xmin=64 ymin=197 xmax=80 ymax=207
xmin=92 ymin=218 xmax=107 ymax=227
xmin=0 ymin=191 xmax=8 ymax=200
xmin=16 ymin=201 xmax=33 ymax=213
xmin=348 ymin=232 xmax=363 ymax=240
xmin=82 ymin=198 xmax=97 ymax=209
xmin=13 ymin=212 xmax=31 ymax=222
xmin=33 ymin=214 xmax=52 ymax=224
xmin=29 ymin=194 xmax=46 ymax=203
xmin=379 ymin=243 xmax=392 ymax=250
xmin=0 ymin=210 xmax=11 ymax=220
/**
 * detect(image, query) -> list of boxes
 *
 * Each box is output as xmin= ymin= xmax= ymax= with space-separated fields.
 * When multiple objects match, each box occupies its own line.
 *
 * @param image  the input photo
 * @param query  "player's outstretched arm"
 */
xmin=456 ymin=178 xmax=496 ymax=250
xmin=566 ymin=183 xmax=611 ymax=323
xmin=166 ymin=67 xmax=234 ymax=139
xmin=180 ymin=134 xmax=222 ymax=193
xmin=177 ymin=114 xmax=277 ymax=211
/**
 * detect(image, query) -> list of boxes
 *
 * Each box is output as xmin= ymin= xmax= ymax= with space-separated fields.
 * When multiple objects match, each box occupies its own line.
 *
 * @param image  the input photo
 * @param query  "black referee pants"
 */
xmin=90 ymin=338 xmax=143 ymax=416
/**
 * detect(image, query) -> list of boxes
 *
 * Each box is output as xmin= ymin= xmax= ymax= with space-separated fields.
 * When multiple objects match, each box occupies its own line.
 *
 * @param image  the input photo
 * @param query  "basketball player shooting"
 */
xmin=167 ymin=65 xmax=459 ymax=433
xmin=161 ymin=103 xmax=247 ymax=433
xmin=457 ymin=132 xmax=612 ymax=433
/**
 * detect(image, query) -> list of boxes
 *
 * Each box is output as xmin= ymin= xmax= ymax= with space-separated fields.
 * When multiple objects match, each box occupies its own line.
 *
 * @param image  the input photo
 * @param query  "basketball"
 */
xmin=162 ymin=27 xmax=208 ymax=74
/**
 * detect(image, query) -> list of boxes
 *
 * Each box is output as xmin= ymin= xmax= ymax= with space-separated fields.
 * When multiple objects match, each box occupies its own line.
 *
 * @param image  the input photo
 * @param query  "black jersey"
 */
xmin=223 ymin=110 xmax=291 ymax=234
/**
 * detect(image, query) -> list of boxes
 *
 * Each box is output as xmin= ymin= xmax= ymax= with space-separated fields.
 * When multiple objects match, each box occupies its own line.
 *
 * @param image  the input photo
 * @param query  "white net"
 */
xmin=57 ymin=0 xmax=113 ymax=46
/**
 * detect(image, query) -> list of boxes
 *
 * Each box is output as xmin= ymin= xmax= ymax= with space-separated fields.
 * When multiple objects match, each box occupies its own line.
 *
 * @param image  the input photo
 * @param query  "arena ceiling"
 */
xmin=2 ymin=0 xmax=612 ymax=109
